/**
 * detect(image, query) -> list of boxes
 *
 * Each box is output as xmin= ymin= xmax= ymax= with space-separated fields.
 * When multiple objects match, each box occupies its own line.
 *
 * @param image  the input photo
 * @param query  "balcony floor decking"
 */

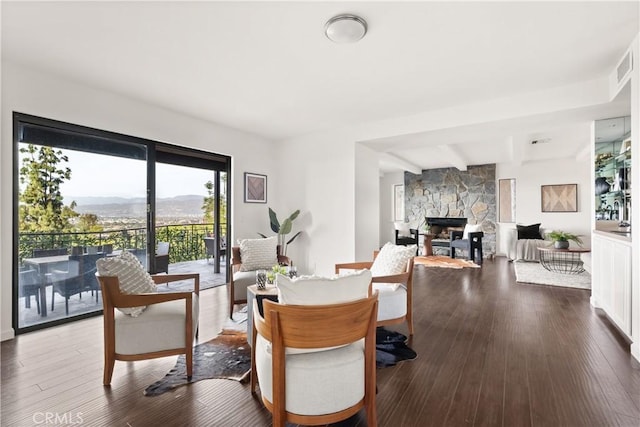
xmin=17 ymin=258 xmax=227 ymax=329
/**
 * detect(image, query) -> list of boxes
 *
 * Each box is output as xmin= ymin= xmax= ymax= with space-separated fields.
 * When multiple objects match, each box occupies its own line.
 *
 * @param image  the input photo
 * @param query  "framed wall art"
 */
xmin=393 ymin=184 xmax=405 ymax=221
xmin=541 ymin=184 xmax=577 ymax=212
xmin=498 ymin=178 xmax=516 ymax=222
xmin=244 ymin=172 xmax=267 ymax=203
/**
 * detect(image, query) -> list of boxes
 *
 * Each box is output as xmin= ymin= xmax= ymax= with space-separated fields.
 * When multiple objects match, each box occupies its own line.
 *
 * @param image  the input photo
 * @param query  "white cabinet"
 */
xmin=592 ymin=232 xmax=632 ymax=337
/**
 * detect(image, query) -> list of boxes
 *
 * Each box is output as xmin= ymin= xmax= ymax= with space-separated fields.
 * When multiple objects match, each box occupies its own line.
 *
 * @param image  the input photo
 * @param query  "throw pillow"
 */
xmin=96 ymin=250 xmax=157 ymax=317
xmin=394 ymin=222 xmax=411 ymax=237
xmin=277 ymin=269 xmax=372 ymax=305
xmin=239 ymin=236 xmax=278 ymax=272
xmin=370 ymin=242 xmax=416 ymax=276
xmin=462 ymin=224 xmax=482 ymax=240
xmin=516 ymin=223 xmax=543 ymax=240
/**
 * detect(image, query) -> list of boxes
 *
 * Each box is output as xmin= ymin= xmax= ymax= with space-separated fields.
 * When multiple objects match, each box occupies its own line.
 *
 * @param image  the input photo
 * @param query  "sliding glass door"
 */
xmin=13 ymin=113 xmax=231 ymax=333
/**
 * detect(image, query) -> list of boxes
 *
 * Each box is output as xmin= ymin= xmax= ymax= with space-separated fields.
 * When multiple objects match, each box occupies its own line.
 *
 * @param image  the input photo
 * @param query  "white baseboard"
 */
xmin=1 ymin=328 xmax=15 ymax=341
xmin=590 ymin=296 xmax=600 ymax=308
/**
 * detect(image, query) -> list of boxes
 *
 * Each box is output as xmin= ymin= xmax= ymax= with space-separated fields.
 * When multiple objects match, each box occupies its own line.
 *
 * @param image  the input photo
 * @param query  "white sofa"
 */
xmin=507 ymin=227 xmax=592 ymax=273
xmin=507 ymin=227 xmax=547 ymax=261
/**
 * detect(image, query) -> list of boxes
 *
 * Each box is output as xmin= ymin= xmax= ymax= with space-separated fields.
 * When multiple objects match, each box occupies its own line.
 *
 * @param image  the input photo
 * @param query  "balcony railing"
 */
xmin=18 ymin=222 xmax=226 ymax=265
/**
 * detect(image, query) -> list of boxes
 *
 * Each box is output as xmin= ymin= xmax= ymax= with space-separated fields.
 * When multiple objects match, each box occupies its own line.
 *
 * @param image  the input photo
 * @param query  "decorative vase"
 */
xmin=554 ymin=240 xmax=569 ymax=249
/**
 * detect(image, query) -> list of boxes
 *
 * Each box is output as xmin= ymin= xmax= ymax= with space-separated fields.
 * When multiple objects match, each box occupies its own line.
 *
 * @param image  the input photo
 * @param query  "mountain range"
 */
xmin=70 ymin=195 xmax=206 ymax=218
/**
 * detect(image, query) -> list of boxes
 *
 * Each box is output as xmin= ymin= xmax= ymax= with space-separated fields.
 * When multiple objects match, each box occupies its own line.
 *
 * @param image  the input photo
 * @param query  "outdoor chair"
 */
xmin=19 ymin=268 xmax=41 ymax=314
xmin=50 ymin=253 xmax=102 ymax=315
xmin=32 ymin=248 xmax=68 ymax=258
xmin=251 ymin=270 xmax=377 ymax=427
xmin=204 ymin=236 xmax=227 ymax=263
xmin=154 ymin=242 xmax=170 ymax=274
xmin=96 ymin=251 xmax=199 ymax=386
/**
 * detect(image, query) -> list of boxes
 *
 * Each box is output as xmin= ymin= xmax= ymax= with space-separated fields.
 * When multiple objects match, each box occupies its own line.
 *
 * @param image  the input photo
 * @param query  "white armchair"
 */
xmin=96 ymin=251 xmax=199 ymax=386
xmin=250 ymin=270 xmax=377 ymax=427
xmin=335 ymin=242 xmax=415 ymax=336
xmin=228 ymin=237 xmax=290 ymax=318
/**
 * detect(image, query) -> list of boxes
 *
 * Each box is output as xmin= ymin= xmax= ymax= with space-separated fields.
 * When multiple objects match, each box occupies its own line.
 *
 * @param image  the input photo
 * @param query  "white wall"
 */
xmin=354 ymin=144 xmax=380 ymax=260
xmin=379 ymin=171 xmax=404 ymax=246
xmin=275 ymin=132 xmax=357 ymax=276
xmin=1 ymin=62 xmax=278 ymax=340
xmin=496 ymin=155 xmax=592 ymax=255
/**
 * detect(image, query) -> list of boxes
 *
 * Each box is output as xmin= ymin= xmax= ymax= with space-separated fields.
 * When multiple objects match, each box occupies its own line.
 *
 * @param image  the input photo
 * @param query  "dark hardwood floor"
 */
xmin=2 ymin=257 xmax=639 ymax=426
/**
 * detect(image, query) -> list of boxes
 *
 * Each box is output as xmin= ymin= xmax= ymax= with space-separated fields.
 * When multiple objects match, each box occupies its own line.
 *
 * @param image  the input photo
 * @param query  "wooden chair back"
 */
xmin=252 ymin=294 xmax=378 ymax=427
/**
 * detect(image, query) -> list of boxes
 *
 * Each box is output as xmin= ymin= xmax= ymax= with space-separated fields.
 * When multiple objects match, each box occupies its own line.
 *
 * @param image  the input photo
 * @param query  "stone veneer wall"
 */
xmin=404 ymin=164 xmax=496 ymax=255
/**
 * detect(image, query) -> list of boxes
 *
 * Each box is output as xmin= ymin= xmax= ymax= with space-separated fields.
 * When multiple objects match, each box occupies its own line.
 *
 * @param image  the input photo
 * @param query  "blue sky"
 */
xmin=22 ymin=148 xmax=219 ymax=199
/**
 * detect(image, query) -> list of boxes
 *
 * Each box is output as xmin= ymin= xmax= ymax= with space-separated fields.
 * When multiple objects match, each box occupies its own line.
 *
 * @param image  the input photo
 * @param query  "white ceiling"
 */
xmin=2 ymin=1 xmax=638 ymax=172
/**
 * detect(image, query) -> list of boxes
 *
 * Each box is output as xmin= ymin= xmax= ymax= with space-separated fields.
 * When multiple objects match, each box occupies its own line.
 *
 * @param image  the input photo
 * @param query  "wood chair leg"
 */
xmin=103 ymin=355 xmax=115 ymax=386
xmin=186 ymin=345 xmax=193 ymax=380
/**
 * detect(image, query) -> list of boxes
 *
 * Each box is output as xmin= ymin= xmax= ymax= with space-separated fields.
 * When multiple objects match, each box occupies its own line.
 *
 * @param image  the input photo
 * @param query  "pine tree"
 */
xmin=19 ymin=144 xmax=78 ymax=232
xmin=202 ymin=180 xmax=215 ymax=225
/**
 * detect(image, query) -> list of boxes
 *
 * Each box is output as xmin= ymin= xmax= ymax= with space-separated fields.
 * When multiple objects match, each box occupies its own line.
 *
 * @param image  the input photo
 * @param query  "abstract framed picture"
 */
xmin=541 ymin=184 xmax=577 ymax=212
xmin=244 ymin=172 xmax=267 ymax=203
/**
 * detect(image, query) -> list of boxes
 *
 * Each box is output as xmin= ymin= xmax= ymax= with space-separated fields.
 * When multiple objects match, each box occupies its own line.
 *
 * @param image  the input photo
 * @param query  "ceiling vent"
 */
xmin=530 ymin=138 xmax=551 ymax=145
xmin=617 ymin=51 xmax=633 ymax=85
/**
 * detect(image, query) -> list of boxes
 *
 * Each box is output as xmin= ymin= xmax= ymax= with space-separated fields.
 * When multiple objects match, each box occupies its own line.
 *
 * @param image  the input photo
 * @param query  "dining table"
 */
xmin=23 ymin=254 xmax=70 ymax=317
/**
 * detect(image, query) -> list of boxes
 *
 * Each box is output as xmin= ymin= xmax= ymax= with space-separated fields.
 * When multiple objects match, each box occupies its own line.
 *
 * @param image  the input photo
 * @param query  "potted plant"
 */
xmin=546 ymin=230 xmax=583 ymax=249
xmin=258 ymin=208 xmax=302 ymax=256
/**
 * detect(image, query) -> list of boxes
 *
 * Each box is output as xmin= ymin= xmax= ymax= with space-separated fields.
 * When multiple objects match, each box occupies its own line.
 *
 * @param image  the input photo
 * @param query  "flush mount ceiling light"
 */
xmin=324 ymin=14 xmax=367 ymax=43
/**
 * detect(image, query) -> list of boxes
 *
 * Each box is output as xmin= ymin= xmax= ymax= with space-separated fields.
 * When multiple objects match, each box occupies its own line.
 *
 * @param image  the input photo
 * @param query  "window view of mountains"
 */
xmin=71 ymin=195 xmax=207 ymax=227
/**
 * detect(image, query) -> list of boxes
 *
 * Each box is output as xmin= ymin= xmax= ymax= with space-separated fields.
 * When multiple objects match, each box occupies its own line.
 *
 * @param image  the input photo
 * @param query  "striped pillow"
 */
xmin=96 ymin=250 xmax=157 ymax=317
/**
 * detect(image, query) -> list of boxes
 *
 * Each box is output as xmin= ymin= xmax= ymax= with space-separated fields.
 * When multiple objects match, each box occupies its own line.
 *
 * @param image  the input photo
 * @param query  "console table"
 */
xmin=538 ymin=247 xmax=591 ymax=274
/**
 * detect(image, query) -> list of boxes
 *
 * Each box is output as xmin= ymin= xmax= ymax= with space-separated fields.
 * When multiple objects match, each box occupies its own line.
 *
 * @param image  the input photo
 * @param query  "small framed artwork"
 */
xmin=244 ymin=172 xmax=267 ymax=203
xmin=541 ymin=184 xmax=577 ymax=212
xmin=393 ymin=184 xmax=405 ymax=221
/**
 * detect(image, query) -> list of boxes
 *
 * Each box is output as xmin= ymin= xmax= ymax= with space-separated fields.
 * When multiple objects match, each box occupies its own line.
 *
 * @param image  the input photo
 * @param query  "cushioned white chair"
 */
xmin=335 ymin=243 xmax=415 ymax=336
xmin=96 ymin=251 xmax=199 ymax=386
xmin=251 ymin=270 xmax=377 ymax=427
xmin=228 ymin=237 xmax=290 ymax=318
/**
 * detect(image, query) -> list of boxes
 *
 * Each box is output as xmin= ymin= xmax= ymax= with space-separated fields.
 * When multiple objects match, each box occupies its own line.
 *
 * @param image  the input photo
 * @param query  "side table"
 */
xmin=422 ymin=233 xmax=435 ymax=256
xmin=538 ymin=247 xmax=591 ymax=274
xmin=246 ymin=284 xmax=278 ymax=346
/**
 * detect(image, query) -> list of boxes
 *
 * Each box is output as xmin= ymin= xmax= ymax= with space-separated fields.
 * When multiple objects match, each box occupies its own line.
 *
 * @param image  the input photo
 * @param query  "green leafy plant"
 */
xmin=546 ymin=230 xmax=583 ymax=245
xmin=258 ymin=208 xmax=302 ymax=256
xmin=266 ymin=264 xmax=288 ymax=284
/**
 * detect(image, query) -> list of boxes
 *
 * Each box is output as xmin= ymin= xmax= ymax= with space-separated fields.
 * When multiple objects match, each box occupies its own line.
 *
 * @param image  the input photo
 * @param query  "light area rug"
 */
xmin=414 ymin=255 xmax=480 ymax=269
xmin=514 ymin=261 xmax=591 ymax=290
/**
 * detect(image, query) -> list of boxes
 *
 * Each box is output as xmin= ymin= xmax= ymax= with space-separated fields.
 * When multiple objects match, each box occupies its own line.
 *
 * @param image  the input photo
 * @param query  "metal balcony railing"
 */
xmin=18 ymin=222 xmax=227 ymax=265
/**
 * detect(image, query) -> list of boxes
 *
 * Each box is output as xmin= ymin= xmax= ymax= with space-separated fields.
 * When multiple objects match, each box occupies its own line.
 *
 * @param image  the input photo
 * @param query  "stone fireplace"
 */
xmin=404 ymin=164 xmax=496 ymax=255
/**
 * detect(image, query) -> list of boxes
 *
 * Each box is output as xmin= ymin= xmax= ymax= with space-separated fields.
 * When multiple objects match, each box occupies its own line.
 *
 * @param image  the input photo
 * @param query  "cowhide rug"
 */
xmin=144 ymin=329 xmax=251 ymax=396
xmin=144 ymin=327 xmax=417 ymax=396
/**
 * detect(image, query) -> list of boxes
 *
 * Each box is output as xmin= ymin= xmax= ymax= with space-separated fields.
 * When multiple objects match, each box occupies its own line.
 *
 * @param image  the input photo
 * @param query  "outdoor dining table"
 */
xmin=23 ymin=254 xmax=70 ymax=317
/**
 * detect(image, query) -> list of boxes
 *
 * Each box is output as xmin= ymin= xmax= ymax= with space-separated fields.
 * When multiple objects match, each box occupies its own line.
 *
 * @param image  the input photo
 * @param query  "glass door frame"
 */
xmin=12 ymin=113 xmax=231 ymax=334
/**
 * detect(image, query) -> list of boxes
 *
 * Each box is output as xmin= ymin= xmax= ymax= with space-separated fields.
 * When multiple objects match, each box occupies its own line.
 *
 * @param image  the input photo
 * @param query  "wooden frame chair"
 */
xmin=251 ymin=295 xmax=378 ymax=427
xmin=96 ymin=273 xmax=199 ymax=386
xmin=227 ymin=245 xmax=290 ymax=318
xmin=154 ymin=242 xmax=170 ymax=274
xmin=335 ymin=251 xmax=414 ymax=336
